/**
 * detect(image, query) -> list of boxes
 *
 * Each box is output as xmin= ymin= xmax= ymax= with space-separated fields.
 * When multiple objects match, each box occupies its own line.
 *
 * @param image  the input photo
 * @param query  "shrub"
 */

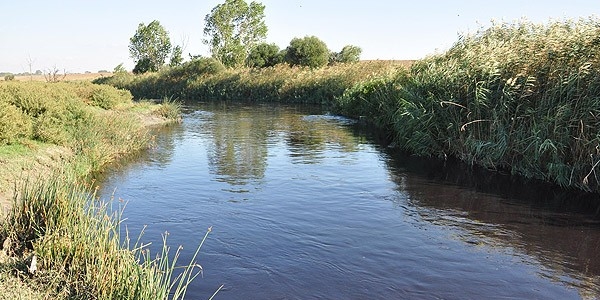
xmin=0 ymin=101 xmax=32 ymax=144
xmin=246 ymin=43 xmax=283 ymax=68
xmin=284 ymin=36 xmax=329 ymax=68
xmin=4 ymin=74 xmax=15 ymax=81
xmin=330 ymin=45 xmax=362 ymax=64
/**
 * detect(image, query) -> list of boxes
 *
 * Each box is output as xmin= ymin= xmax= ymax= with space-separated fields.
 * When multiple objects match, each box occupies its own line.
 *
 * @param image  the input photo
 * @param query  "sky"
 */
xmin=1 ymin=0 xmax=599 ymax=74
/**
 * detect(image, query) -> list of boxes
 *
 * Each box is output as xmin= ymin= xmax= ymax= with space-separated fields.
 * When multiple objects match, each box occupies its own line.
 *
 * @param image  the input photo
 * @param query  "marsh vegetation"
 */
xmin=100 ymin=17 xmax=600 ymax=193
xmin=0 ymin=80 xmax=191 ymax=299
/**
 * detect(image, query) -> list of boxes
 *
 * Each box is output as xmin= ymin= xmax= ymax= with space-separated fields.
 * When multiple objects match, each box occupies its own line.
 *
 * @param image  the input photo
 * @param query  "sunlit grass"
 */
xmin=0 ymin=80 xmax=193 ymax=298
xmin=0 ymin=173 xmax=209 ymax=299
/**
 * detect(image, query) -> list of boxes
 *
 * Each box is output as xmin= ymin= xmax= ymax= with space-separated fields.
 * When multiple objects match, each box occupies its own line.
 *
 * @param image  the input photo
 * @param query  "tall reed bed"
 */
xmin=338 ymin=17 xmax=600 ymax=191
xmin=95 ymin=60 xmax=409 ymax=104
xmin=1 ymin=173 xmax=207 ymax=299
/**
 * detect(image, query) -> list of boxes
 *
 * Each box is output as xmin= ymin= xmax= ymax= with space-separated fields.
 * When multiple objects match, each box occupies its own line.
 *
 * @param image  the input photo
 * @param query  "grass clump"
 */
xmin=0 ymin=173 xmax=208 ymax=299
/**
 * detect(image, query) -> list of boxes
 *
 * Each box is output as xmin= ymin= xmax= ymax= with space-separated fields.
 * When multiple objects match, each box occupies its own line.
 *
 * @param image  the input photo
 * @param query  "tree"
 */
xmin=330 ymin=45 xmax=362 ymax=64
xmin=203 ymin=0 xmax=268 ymax=67
xmin=170 ymin=45 xmax=184 ymax=67
xmin=284 ymin=36 xmax=329 ymax=68
xmin=133 ymin=58 xmax=152 ymax=74
xmin=129 ymin=20 xmax=171 ymax=73
xmin=246 ymin=43 xmax=282 ymax=68
xmin=113 ymin=63 xmax=127 ymax=74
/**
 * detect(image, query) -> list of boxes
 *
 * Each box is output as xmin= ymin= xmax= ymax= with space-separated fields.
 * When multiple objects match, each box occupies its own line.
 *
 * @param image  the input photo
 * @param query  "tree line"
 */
xmin=128 ymin=0 xmax=362 ymax=74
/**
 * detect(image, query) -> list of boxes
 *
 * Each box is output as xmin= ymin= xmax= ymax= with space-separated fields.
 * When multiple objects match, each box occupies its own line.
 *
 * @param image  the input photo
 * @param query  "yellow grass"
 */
xmin=5 ymin=72 xmax=114 ymax=82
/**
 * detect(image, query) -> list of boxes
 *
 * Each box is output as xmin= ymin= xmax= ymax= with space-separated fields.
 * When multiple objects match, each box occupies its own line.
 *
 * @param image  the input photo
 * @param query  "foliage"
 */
xmin=284 ymin=36 xmax=330 ymax=68
xmin=0 ymin=101 xmax=32 ymax=144
xmin=133 ymin=58 xmax=153 ymax=74
xmin=129 ymin=20 xmax=172 ymax=73
xmin=330 ymin=45 xmax=362 ymax=64
xmin=170 ymin=45 xmax=184 ymax=67
xmin=337 ymin=17 xmax=600 ymax=192
xmin=203 ymin=0 xmax=268 ymax=67
xmin=113 ymin=63 xmax=127 ymax=74
xmin=4 ymin=74 xmax=15 ymax=81
xmin=246 ymin=42 xmax=282 ymax=68
xmin=1 ymin=173 xmax=209 ymax=299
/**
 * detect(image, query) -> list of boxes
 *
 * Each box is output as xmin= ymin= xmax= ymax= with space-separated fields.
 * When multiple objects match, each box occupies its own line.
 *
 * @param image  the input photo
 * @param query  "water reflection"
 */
xmin=96 ymin=103 xmax=600 ymax=299
xmin=200 ymin=103 xmax=361 ymax=183
xmin=378 ymin=144 xmax=600 ymax=298
xmin=203 ymin=104 xmax=269 ymax=186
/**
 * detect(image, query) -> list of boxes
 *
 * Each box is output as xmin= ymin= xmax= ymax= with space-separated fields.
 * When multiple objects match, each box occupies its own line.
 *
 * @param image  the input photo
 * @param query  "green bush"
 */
xmin=284 ymin=36 xmax=330 ymax=68
xmin=4 ymin=74 xmax=15 ymax=81
xmin=0 ymin=101 xmax=32 ymax=144
xmin=246 ymin=43 xmax=283 ymax=68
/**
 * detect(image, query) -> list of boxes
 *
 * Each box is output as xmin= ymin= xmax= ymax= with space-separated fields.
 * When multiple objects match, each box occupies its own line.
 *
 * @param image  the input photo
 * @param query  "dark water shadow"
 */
xmin=352 ymin=123 xmax=600 ymax=294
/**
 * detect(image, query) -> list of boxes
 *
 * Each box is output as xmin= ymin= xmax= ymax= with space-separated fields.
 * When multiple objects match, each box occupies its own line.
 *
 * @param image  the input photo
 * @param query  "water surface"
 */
xmin=98 ymin=102 xmax=600 ymax=299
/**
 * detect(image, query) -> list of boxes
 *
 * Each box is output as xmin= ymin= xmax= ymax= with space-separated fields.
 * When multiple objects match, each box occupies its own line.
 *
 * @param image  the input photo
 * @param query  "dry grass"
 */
xmin=5 ymin=72 xmax=114 ymax=82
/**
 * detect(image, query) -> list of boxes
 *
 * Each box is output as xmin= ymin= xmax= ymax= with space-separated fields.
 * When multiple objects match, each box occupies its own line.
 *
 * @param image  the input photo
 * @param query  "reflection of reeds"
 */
xmin=1 ymin=173 xmax=210 ymax=299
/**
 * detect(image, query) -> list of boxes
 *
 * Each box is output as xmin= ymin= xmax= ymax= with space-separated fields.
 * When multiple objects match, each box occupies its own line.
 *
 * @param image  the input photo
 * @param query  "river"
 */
xmin=97 ymin=102 xmax=600 ymax=299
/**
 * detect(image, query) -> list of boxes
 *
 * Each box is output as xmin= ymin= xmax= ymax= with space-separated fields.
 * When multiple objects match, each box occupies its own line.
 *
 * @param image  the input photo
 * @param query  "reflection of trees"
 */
xmin=205 ymin=104 xmax=270 ymax=186
xmin=202 ymin=103 xmax=364 ymax=184
xmin=281 ymin=114 xmax=359 ymax=164
xmin=381 ymin=150 xmax=600 ymax=297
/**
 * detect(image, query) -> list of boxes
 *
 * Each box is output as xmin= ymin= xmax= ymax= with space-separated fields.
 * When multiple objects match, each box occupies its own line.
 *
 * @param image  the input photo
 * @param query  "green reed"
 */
xmin=338 ymin=17 xmax=600 ymax=191
xmin=1 ymin=173 xmax=210 ymax=299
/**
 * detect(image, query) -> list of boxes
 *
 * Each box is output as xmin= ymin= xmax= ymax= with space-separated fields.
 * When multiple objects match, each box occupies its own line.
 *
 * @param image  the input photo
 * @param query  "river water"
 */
xmin=97 ymin=102 xmax=600 ymax=299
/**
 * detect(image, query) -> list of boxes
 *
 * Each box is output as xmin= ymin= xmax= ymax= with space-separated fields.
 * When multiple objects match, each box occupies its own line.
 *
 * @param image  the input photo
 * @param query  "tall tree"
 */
xmin=129 ymin=20 xmax=171 ymax=73
xmin=203 ymin=0 xmax=268 ymax=67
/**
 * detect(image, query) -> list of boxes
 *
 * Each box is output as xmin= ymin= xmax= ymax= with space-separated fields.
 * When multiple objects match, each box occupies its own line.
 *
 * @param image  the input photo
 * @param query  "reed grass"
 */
xmin=0 ymin=80 xmax=191 ymax=299
xmin=1 ymin=173 xmax=208 ymax=299
xmin=338 ymin=17 xmax=600 ymax=191
xmin=96 ymin=17 xmax=600 ymax=193
xmin=94 ymin=60 xmax=409 ymax=104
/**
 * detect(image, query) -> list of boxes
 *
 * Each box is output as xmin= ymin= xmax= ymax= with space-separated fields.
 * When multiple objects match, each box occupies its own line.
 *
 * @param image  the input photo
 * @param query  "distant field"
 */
xmin=3 ymin=72 xmax=113 ymax=82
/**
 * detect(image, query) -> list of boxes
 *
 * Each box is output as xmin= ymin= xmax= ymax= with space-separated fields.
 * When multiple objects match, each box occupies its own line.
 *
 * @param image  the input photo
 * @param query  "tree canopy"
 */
xmin=246 ymin=43 xmax=282 ymax=68
xmin=129 ymin=20 xmax=171 ymax=73
xmin=330 ymin=45 xmax=362 ymax=64
xmin=284 ymin=36 xmax=329 ymax=68
xmin=203 ymin=0 xmax=268 ymax=67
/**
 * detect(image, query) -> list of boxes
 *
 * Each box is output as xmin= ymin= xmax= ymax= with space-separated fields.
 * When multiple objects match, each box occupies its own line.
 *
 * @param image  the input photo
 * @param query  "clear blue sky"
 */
xmin=1 ymin=0 xmax=598 ymax=73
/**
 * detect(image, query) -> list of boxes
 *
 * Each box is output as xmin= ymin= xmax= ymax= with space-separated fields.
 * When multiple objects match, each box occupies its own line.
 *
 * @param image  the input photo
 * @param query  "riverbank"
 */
xmin=0 ymin=80 xmax=197 ymax=299
xmin=97 ymin=17 xmax=600 ymax=194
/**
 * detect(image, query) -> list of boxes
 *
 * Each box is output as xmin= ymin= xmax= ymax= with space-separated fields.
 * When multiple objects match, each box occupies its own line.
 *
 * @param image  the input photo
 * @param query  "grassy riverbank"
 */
xmin=337 ymin=18 xmax=600 ymax=192
xmin=98 ymin=17 xmax=600 ymax=193
xmin=0 ymin=81 xmax=197 ymax=299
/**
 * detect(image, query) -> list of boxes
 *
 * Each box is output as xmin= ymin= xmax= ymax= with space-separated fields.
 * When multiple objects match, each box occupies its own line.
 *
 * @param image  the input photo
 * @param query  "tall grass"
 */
xmin=94 ymin=60 xmax=409 ymax=104
xmin=0 ymin=80 xmax=192 ymax=298
xmin=337 ymin=17 xmax=600 ymax=191
xmin=1 ymin=173 xmax=208 ymax=299
xmin=95 ymin=17 xmax=600 ymax=192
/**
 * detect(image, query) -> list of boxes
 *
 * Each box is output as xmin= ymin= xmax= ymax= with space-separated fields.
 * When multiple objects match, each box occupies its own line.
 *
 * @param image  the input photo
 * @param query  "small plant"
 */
xmin=155 ymin=97 xmax=182 ymax=122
